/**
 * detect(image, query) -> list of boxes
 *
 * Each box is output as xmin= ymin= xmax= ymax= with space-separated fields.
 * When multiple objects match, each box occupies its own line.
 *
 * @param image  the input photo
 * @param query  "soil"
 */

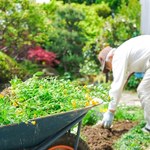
xmin=81 ymin=120 xmax=138 ymax=150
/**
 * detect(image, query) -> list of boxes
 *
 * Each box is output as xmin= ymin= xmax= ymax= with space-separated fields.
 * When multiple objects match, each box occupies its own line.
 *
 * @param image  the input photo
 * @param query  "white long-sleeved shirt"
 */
xmin=108 ymin=35 xmax=150 ymax=110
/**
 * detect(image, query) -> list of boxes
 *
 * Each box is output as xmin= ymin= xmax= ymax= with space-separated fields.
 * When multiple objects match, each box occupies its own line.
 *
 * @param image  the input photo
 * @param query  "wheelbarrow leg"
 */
xmin=74 ymin=121 xmax=82 ymax=150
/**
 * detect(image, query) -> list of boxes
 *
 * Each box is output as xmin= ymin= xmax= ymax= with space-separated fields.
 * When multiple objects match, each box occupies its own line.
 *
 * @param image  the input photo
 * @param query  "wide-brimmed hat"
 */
xmin=98 ymin=46 xmax=112 ymax=73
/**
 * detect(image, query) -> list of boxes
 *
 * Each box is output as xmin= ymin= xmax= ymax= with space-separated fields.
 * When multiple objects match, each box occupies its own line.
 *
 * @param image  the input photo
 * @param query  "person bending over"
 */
xmin=98 ymin=35 xmax=150 ymax=133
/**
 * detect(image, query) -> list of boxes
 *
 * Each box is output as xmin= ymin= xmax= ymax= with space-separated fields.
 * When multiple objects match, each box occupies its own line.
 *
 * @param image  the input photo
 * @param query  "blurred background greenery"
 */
xmin=0 ymin=0 xmax=141 ymax=89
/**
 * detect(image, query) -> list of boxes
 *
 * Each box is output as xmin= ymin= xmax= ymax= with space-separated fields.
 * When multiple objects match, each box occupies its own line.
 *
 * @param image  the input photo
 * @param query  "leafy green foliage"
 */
xmin=114 ymin=106 xmax=150 ymax=149
xmin=82 ymin=109 xmax=100 ymax=126
xmin=80 ymin=43 xmax=100 ymax=76
xmin=80 ymin=60 xmax=99 ymax=76
xmin=76 ymin=3 xmax=104 ymax=41
xmin=0 ymin=0 xmax=52 ymax=57
xmin=20 ymin=60 xmax=41 ymax=75
xmin=126 ymin=75 xmax=142 ymax=91
xmin=79 ymin=0 xmax=140 ymax=76
xmin=115 ymin=106 xmax=144 ymax=121
xmin=0 ymin=77 xmax=110 ymax=125
xmin=114 ymin=121 xmax=150 ymax=150
xmin=118 ymin=0 xmax=141 ymax=29
xmin=0 ymin=51 xmax=28 ymax=82
xmin=94 ymin=0 xmax=130 ymax=12
xmin=61 ymin=0 xmax=96 ymax=5
xmin=60 ymin=0 xmax=128 ymax=10
xmin=96 ymin=15 xmax=140 ymax=49
xmin=41 ymin=0 xmax=57 ymax=15
xmin=0 ymin=0 xmax=141 ymax=83
xmin=94 ymin=2 xmax=111 ymax=18
xmin=47 ymin=4 xmax=87 ymax=74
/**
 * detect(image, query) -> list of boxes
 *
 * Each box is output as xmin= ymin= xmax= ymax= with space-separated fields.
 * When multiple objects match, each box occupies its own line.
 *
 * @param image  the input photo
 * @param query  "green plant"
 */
xmin=82 ymin=109 xmax=100 ymax=126
xmin=115 ymin=106 xmax=144 ymax=121
xmin=76 ymin=3 xmax=104 ymax=42
xmin=94 ymin=2 xmax=111 ymax=18
xmin=126 ymin=75 xmax=142 ymax=91
xmin=20 ymin=60 xmax=40 ymax=75
xmin=0 ymin=76 xmax=110 ymax=125
xmin=80 ymin=60 xmax=99 ymax=76
xmin=118 ymin=0 xmax=141 ymax=28
xmin=113 ymin=105 xmax=150 ymax=149
xmin=0 ymin=0 xmax=52 ymax=57
xmin=47 ymin=4 xmax=86 ymax=74
xmin=0 ymin=51 xmax=28 ymax=82
xmin=95 ymin=14 xmax=140 ymax=51
xmin=97 ymin=0 xmax=132 ymax=12
xmin=79 ymin=44 xmax=100 ymax=76
xmin=114 ymin=121 xmax=150 ymax=150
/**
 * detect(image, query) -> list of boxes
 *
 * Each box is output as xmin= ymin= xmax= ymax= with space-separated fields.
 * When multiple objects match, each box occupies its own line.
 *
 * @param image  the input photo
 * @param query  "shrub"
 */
xmin=80 ymin=43 xmax=100 ymax=76
xmin=27 ymin=46 xmax=60 ymax=67
xmin=95 ymin=15 xmax=140 ymax=50
xmin=0 ymin=0 xmax=52 ymax=57
xmin=118 ymin=0 xmax=141 ymax=29
xmin=47 ymin=4 xmax=86 ymax=74
xmin=94 ymin=2 xmax=111 ymax=18
xmin=0 ymin=51 xmax=28 ymax=83
xmin=95 ymin=0 xmax=129 ymax=12
xmin=126 ymin=74 xmax=142 ymax=91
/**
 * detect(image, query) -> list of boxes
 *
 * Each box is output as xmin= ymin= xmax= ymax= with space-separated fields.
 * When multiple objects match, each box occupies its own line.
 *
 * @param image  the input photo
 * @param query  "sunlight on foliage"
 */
xmin=0 ymin=76 xmax=110 ymax=126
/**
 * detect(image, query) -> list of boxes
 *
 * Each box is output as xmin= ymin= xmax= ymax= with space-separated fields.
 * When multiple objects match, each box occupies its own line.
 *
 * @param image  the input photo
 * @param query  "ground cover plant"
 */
xmin=113 ymin=106 xmax=150 ymax=150
xmin=115 ymin=105 xmax=144 ymax=121
xmin=114 ymin=120 xmax=150 ymax=150
xmin=0 ymin=76 xmax=110 ymax=126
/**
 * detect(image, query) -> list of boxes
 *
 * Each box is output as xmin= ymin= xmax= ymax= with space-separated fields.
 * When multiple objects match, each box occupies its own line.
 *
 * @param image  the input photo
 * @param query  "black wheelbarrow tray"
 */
xmin=0 ymin=104 xmax=101 ymax=150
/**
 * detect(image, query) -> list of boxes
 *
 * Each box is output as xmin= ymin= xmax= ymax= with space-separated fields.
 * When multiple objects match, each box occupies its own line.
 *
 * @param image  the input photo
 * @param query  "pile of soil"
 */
xmin=81 ymin=120 xmax=138 ymax=150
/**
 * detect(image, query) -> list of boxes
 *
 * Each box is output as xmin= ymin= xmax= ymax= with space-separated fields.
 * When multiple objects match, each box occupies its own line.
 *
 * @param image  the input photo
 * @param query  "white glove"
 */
xmin=102 ymin=110 xmax=114 ymax=128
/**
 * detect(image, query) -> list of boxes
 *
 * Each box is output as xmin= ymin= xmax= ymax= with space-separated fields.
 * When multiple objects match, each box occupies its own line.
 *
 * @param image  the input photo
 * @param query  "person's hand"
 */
xmin=101 ymin=110 xmax=114 ymax=129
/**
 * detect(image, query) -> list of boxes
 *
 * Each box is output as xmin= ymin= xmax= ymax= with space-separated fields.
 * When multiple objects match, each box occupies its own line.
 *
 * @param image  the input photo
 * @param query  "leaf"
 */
xmin=33 ymin=71 xmax=44 ymax=77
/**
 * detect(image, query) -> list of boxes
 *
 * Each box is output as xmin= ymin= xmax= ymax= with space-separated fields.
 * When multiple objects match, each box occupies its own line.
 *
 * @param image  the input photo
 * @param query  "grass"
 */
xmin=114 ymin=106 xmax=150 ymax=150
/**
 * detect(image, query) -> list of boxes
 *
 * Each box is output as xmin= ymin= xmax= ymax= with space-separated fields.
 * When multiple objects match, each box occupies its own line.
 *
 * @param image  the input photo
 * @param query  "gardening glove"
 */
xmin=101 ymin=110 xmax=114 ymax=129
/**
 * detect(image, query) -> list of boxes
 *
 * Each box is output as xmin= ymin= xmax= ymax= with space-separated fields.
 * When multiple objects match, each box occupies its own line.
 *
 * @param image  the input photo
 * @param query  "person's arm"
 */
xmin=102 ymin=48 xmax=129 ymax=128
xmin=108 ymin=51 xmax=129 ymax=111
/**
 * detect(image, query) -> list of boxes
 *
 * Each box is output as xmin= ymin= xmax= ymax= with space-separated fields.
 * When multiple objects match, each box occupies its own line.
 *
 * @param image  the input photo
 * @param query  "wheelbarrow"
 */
xmin=0 ymin=104 xmax=101 ymax=150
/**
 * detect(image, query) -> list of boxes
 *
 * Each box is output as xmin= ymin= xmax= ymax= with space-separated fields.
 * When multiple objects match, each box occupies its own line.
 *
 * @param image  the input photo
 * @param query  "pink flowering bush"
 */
xmin=27 ymin=46 xmax=60 ymax=67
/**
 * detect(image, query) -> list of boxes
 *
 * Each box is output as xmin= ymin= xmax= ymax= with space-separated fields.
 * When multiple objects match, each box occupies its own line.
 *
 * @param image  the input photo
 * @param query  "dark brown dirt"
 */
xmin=81 ymin=120 xmax=138 ymax=150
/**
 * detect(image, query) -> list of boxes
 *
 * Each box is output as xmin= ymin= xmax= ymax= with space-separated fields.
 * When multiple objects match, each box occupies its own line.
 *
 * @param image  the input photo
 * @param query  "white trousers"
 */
xmin=137 ymin=68 xmax=150 ymax=130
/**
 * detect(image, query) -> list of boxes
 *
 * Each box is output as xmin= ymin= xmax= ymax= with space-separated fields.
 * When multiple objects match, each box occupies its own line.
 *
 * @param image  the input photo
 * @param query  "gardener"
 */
xmin=98 ymin=35 xmax=150 ymax=133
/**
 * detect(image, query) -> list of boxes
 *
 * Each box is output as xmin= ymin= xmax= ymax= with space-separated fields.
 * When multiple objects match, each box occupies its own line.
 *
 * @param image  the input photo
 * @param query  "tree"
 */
xmin=47 ymin=4 xmax=87 ymax=74
xmin=0 ymin=0 xmax=51 ymax=58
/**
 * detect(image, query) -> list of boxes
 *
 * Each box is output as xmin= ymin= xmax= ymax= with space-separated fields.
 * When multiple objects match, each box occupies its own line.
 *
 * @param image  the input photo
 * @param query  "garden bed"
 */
xmin=81 ymin=120 xmax=138 ymax=150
